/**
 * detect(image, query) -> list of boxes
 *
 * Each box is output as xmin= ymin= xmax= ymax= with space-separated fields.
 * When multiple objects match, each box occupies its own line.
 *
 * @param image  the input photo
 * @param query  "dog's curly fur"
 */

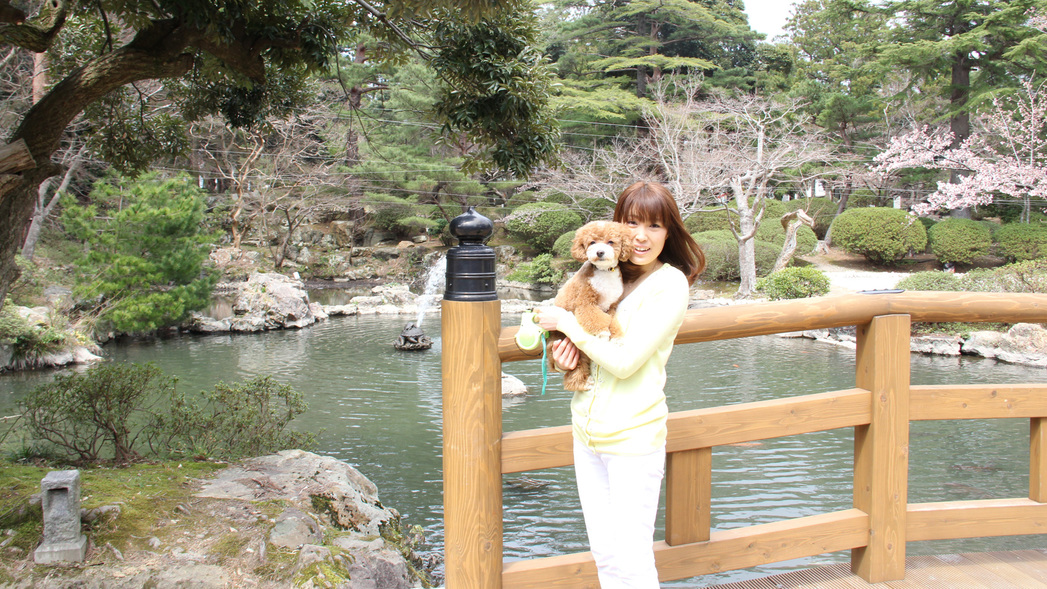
xmin=550 ymin=221 xmax=633 ymax=391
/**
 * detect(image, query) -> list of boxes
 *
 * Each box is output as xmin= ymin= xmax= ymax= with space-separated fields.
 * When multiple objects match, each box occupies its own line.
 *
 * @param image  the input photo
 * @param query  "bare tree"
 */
xmin=643 ymin=76 xmax=835 ymax=297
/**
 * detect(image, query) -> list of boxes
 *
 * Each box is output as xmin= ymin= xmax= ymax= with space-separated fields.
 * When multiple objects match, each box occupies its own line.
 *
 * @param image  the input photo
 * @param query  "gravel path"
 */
xmin=808 ymin=260 xmax=913 ymax=295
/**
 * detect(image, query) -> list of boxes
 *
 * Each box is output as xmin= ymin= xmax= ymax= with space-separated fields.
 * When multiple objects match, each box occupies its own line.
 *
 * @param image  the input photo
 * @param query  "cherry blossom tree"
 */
xmin=873 ymin=78 xmax=1047 ymax=222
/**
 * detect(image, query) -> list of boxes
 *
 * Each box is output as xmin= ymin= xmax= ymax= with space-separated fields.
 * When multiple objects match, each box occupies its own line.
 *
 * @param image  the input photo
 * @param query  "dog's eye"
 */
xmin=589 ymin=241 xmax=597 ymax=245
xmin=608 ymin=240 xmax=615 ymax=245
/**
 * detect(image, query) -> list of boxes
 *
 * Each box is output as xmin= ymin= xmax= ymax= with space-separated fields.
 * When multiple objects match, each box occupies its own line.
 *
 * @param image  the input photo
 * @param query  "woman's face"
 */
xmin=624 ymin=217 xmax=667 ymax=267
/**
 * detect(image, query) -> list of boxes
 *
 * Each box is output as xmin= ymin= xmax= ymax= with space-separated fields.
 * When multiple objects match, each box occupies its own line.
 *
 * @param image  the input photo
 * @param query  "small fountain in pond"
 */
xmin=394 ymin=322 xmax=432 ymax=351
xmin=393 ymin=254 xmax=446 ymax=351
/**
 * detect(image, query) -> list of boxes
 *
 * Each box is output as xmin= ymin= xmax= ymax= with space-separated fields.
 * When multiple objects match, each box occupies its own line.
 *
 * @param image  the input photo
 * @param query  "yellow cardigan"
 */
xmin=554 ymin=263 xmax=689 ymax=456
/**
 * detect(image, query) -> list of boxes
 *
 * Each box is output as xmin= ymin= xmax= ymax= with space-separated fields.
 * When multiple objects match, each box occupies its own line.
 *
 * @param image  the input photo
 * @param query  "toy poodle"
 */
xmin=549 ymin=220 xmax=633 ymax=391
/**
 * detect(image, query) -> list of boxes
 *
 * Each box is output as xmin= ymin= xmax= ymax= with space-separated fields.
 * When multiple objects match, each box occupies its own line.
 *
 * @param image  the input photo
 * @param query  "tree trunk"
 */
xmin=773 ymin=210 xmax=815 ymax=273
xmin=22 ymin=145 xmax=86 ymax=260
xmin=948 ymin=53 xmax=973 ymax=219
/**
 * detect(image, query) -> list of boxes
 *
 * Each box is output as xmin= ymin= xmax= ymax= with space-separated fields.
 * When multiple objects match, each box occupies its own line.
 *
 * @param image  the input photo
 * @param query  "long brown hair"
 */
xmin=613 ymin=181 xmax=705 ymax=286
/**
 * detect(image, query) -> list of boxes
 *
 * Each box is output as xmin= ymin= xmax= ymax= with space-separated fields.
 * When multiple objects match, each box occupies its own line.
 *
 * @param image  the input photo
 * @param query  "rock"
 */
xmin=963 ymin=330 xmax=1003 ymax=359
xmin=82 ymin=504 xmax=121 ymax=524
xmin=502 ymin=373 xmax=528 ymax=397
xmin=294 ymin=544 xmax=332 ymax=573
xmin=147 ymin=564 xmax=230 ymax=588
xmin=231 ymin=272 xmax=318 ymax=330
xmin=186 ymin=312 xmax=232 ymax=334
xmin=270 ymin=507 xmax=323 ymax=548
xmin=196 ymin=450 xmax=396 ymax=537
xmin=992 ymin=323 xmax=1047 ymax=367
xmin=190 ymin=450 xmax=432 ymax=588
xmin=911 ymin=335 xmax=962 ymax=356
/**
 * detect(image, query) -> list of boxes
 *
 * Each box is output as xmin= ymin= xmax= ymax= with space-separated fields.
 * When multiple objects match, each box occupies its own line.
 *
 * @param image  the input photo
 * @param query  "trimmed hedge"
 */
xmin=927 ymin=218 xmax=991 ymax=265
xmin=831 ymin=207 xmax=927 ymax=265
xmin=693 ymin=231 xmax=778 ymax=281
xmin=504 ymin=202 xmax=583 ymax=253
xmin=756 ymin=266 xmax=831 ymax=300
xmin=896 ymin=260 xmax=1047 ymax=294
xmin=993 ymin=222 xmax=1047 ymax=262
xmin=895 ymin=271 xmax=962 ymax=292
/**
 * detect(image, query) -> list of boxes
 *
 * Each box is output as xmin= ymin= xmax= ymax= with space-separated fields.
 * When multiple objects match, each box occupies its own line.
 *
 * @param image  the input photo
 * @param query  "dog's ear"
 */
xmin=617 ymin=225 xmax=634 ymax=261
xmin=571 ymin=229 xmax=589 ymax=262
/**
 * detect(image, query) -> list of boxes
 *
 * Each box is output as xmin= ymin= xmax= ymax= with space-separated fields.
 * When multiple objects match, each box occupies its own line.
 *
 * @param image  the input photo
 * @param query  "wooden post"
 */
xmin=664 ymin=448 xmax=711 ymax=545
xmin=441 ymin=208 xmax=503 ymax=589
xmin=851 ymin=314 xmax=910 ymax=582
xmin=1031 ymin=418 xmax=1047 ymax=503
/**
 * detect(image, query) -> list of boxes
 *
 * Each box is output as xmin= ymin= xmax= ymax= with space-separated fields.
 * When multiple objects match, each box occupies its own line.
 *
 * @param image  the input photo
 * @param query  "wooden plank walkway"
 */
xmin=706 ymin=550 xmax=1047 ymax=588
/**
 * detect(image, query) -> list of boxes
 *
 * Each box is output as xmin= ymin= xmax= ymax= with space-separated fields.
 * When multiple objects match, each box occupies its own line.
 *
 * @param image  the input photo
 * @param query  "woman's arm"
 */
xmin=555 ymin=274 xmax=688 ymax=380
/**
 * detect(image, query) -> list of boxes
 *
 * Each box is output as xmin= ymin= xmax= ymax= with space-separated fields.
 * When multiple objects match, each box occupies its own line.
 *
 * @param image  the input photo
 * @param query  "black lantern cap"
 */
xmin=444 ymin=207 xmax=497 ymax=302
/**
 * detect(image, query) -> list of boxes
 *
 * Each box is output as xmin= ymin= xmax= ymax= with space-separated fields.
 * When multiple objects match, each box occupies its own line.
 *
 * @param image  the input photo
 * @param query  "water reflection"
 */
xmin=1 ymin=313 xmax=1044 ymax=586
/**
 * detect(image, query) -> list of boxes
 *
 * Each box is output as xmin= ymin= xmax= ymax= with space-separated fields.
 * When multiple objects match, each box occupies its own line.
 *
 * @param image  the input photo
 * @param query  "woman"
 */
xmin=537 ymin=181 xmax=704 ymax=588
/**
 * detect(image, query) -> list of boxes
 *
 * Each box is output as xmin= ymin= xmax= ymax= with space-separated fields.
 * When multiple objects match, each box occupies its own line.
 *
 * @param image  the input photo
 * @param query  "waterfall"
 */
xmin=415 ymin=254 xmax=447 ymax=328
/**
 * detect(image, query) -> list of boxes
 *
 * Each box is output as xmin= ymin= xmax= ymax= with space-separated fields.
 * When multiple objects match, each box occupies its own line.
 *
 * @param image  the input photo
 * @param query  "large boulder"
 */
xmin=231 ymin=272 xmax=317 ymax=331
xmin=964 ymin=323 xmax=1047 ymax=367
xmin=196 ymin=450 xmax=433 ymax=588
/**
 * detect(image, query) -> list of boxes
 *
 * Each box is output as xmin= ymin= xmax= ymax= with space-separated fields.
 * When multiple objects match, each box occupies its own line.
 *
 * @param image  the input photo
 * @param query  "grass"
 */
xmin=0 ymin=459 xmax=226 ymax=569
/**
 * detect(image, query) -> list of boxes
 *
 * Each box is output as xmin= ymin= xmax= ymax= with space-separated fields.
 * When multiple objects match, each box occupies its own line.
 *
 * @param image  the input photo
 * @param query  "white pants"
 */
xmin=574 ymin=440 xmax=666 ymax=589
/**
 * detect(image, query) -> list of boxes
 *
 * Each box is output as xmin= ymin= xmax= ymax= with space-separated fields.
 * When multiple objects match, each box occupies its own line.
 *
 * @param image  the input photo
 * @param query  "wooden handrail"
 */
xmin=443 ymin=291 xmax=1047 ymax=589
xmin=498 ymin=292 xmax=1047 ymax=362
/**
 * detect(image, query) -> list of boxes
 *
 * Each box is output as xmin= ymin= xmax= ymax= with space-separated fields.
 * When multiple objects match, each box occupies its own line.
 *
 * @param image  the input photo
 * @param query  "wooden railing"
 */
xmin=441 ymin=291 xmax=1047 ymax=589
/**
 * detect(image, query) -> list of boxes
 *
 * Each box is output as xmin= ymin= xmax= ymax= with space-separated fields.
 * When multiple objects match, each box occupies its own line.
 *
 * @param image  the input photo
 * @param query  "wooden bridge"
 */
xmin=440 ymin=289 xmax=1047 ymax=588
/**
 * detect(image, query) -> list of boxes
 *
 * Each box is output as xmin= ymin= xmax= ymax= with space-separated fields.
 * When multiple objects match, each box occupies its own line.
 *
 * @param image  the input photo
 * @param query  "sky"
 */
xmin=742 ymin=0 xmax=800 ymax=40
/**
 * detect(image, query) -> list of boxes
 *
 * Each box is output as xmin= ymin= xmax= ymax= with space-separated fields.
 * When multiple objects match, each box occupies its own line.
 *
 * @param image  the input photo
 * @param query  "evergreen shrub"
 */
xmin=756 ymin=267 xmax=831 ymax=300
xmin=830 ymin=207 xmax=927 ymax=265
xmin=506 ymin=253 xmax=564 ymax=286
xmin=994 ymin=222 xmax=1047 ymax=262
xmin=552 ymin=231 xmax=575 ymax=259
xmin=692 ymin=231 xmax=778 ymax=281
xmin=684 ymin=211 xmax=730 ymax=234
xmin=367 ymin=193 xmax=416 ymax=235
xmin=18 ymin=362 xmax=316 ymax=463
xmin=895 ymin=271 xmax=962 ymax=292
xmin=927 ymin=218 xmax=992 ymax=265
xmin=504 ymin=202 xmax=583 ymax=252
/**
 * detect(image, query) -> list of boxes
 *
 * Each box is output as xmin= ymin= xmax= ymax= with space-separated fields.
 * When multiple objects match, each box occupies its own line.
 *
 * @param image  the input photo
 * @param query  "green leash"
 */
xmin=516 ymin=310 xmax=550 ymax=396
xmin=539 ymin=330 xmax=549 ymax=396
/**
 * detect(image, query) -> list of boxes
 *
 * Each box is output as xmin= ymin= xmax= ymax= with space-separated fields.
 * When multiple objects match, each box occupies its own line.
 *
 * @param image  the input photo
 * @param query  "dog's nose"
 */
xmin=596 ymin=250 xmax=605 ymax=258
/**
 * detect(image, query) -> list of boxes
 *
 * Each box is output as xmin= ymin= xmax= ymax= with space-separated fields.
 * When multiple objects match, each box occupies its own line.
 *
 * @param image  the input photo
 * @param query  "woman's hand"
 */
xmin=536 ymin=306 xmax=569 ymax=331
xmin=549 ymin=337 xmax=580 ymax=371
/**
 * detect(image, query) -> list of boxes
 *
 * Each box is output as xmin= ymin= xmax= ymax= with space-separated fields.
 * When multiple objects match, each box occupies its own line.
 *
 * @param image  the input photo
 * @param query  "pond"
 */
xmin=1 ymin=310 xmax=1045 ymax=586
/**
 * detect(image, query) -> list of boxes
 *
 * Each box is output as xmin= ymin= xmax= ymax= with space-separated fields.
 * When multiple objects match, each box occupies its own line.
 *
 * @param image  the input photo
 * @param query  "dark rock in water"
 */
xmin=394 ymin=322 xmax=432 ymax=350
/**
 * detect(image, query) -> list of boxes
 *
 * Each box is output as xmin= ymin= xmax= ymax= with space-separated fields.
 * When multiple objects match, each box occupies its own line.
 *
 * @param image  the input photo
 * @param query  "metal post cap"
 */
xmin=444 ymin=208 xmax=497 ymax=302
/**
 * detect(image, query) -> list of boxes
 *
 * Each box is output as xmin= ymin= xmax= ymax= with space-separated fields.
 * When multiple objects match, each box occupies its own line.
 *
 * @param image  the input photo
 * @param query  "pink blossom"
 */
xmin=872 ymin=79 xmax=1047 ymax=218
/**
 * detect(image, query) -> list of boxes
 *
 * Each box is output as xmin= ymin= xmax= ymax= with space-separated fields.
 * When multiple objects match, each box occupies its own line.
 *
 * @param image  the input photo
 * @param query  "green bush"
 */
xmin=692 ymin=231 xmax=778 ymax=281
xmin=756 ymin=267 xmax=831 ymax=300
xmin=756 ymin=220 xmax=818 ymax=256
xmin=503 ymin=202 xmax=583 ymax=253
xmin=161 ymin=376 xmax=316 ymax=461
xmin=19 ymin=362 xmax=176 ymax=463
xmin=506 ymin=253 xmax=564 ymax=286
xmin=684 ymin=210 xmax=730 ymax=234
xmin=17 ymin=362 xmax=316 ymax=464
xmin=895 ymin=271 xmax=962 ymax=291
xmin=959 ymin=259 xmax=1047 ymax=293
xmin=367 ymin=193 xmax=416 ymax=235
xmin=927 ymin=218 xmax=992 ymax=265
xmin=0 ymin=305 xmax=72 ymax=369
xmin=552 ymin=231 xmax=576 ymax=259
xmin=993 ymin=222 xmax=1047 ymax=262
xmin=830 ymin=207 xmax=927 ymax=265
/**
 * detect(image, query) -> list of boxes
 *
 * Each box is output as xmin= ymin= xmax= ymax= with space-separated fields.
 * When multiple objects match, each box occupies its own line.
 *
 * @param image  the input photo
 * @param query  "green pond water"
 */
xmin=1 ymin=305 xmax=1045 ymax=586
